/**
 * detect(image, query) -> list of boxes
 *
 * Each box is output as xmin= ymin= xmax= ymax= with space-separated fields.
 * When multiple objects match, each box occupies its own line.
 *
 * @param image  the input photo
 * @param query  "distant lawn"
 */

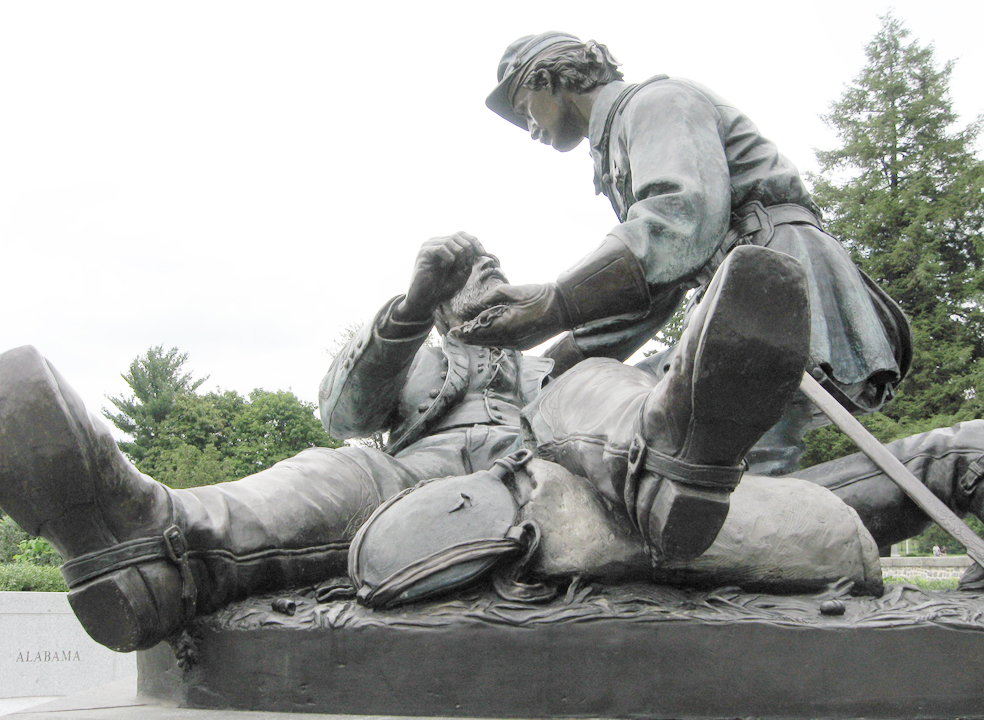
xmin=882 ymin=575 xmax=959 ymax=591
xmin=0 ymin=563 xmax=67 ymax=592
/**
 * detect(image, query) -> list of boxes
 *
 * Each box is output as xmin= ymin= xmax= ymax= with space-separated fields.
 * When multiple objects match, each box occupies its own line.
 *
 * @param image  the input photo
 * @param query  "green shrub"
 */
xmin=13 ymin=536 xmax=62 ymax=566
xmin=0 ymin=516 xmax=30 ymax=563
xmin=0 ymin=563 xmax=67 ymax=592
xmin=882 ymin=575 xmax=959 ymax=591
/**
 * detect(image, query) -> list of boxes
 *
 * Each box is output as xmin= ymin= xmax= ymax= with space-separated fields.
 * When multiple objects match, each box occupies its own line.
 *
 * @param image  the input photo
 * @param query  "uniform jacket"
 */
xmin=319 ymin=297 xmax=554 ymax=455
xmin=568 ymin=77 xmax=909 ymax=390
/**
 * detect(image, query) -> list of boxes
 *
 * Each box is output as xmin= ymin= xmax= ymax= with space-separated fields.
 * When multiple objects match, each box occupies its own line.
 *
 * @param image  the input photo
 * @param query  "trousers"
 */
xmin=172 ymin=425 xmax=520 ymax=613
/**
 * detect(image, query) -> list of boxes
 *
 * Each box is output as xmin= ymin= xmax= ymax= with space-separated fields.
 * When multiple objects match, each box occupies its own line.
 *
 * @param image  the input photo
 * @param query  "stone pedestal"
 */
xmin=137 ymin=583 xmax=984 ymax=719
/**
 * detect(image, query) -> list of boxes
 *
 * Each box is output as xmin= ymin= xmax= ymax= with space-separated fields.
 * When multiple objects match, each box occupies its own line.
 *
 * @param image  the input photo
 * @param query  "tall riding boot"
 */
xmin=628 ymin=245 xmax=811 ymax=561
xmin=792 ymin=420 xmax=984 ymax=588
xmin=0 ymin=346 xmax=191 ymax=652
xmin=0 ymin=346 xmax=407 ymax=652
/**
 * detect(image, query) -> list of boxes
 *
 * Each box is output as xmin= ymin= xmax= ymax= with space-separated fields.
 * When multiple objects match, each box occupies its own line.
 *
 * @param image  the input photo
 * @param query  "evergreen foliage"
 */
xmin=805 ymin=15 xmax=984 ymax=552
xmin=0 ymin=564 xmax=67 ymax=592
xmin=0 ymin=515 xmax=30 ymax=563
xmin=105 ymin=348 xmax=343 ymax=488
xmin=810 ymin=14 xmax=984 ymax=425
xmin=12 ymin=536 xmax=62 ymax=566
xmin=103 ymin=346 xmax=208 ymax=463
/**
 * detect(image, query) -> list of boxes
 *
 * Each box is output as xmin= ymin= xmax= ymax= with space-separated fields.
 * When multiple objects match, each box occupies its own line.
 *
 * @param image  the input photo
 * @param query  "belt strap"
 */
xmin=60 ymin=525 xmax=197 ymax=622
xmin=690 ymin=202 xmax=823 ymax=304
xmin=730 ymin=202 xmax=821 ymax=246
xmin=625 ymin=434 xmax=744 ymax=492
xmin=959 ymin=457 xmax=984 ymax=496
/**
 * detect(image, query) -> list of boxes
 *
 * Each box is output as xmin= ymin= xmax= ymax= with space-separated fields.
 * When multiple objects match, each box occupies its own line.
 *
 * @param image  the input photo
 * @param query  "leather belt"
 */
xmin=728 ymin=202 xmax=821 ymax=248
xmin=689 ymin=201 xmax=823 ymax=307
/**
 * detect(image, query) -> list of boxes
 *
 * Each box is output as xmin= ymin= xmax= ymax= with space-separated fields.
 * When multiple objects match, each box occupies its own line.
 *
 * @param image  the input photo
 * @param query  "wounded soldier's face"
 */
xmin=450 ymin=254 xmax=507 ymax=323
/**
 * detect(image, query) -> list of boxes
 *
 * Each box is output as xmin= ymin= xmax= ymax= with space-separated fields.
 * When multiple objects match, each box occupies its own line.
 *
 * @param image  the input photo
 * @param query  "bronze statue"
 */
xmin=0 ymin=236 xmax=981 ymax=656
xmin=471 ymin=32 xmax=913 ymax=476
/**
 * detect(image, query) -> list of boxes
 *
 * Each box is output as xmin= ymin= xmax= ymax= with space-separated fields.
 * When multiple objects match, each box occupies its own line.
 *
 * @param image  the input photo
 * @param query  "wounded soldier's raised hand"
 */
xmin=394 ymin=232 xmax=486 ymax=323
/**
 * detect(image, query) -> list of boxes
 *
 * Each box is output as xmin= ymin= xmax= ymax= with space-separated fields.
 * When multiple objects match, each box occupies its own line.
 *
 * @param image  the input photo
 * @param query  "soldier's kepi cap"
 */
xmin=486 ymin=32 xmax=582 ymax=130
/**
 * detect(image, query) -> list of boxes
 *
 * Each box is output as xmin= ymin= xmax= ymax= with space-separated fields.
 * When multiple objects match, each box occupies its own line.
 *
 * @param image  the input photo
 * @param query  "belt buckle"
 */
xmin=745 ymin=202 xmax=774 ymax=245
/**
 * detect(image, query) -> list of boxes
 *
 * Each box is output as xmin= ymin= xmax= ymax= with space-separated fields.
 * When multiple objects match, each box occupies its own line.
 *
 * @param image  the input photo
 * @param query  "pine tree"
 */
xmin=810 ymin=14 xmax=984 ymax=424
xmin=103 ymin=346 xmax=207 ymax=462
xmin=104 ymin=346 xmax=343 ymax=487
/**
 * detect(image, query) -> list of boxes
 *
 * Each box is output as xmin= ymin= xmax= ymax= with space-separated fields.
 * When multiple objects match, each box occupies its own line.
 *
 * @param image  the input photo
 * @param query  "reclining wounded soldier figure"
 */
xmin=0 ymin=234 xmax=982 ymax=655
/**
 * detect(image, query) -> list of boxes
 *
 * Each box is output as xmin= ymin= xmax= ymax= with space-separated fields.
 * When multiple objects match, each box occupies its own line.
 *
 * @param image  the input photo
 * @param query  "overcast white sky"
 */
xmin=2 ymin=1 xmax=982 ymax=433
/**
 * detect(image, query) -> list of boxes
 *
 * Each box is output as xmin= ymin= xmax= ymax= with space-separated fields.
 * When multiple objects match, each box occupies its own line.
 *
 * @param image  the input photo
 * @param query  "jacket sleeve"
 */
xmin=319 ymin=296 xmax=431 ymax=440
xmin=606 ymin=80 xmax=732 ymax=292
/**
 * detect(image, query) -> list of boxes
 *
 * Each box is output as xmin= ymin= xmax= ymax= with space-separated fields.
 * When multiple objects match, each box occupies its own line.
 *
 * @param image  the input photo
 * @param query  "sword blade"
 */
xmin=800 ymin=372 xmax=984 ymax=567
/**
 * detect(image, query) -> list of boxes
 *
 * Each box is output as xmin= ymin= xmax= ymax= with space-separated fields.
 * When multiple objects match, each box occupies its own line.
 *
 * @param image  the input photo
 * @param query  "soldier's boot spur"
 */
xmin=0 ymin=346 xmax=192 ymax=652
xmin=628 ymin=246 xmax=811 ymax=562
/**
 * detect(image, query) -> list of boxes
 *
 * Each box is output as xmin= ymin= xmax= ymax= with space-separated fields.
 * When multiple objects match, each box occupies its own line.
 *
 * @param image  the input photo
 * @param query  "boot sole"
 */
xmin=688 ymin=245 xmax=810 ymax=461
xmin=644 ymin=247 xmax=809 ymax=561
xmin=69 ymin=566 xmax=174 ymax=652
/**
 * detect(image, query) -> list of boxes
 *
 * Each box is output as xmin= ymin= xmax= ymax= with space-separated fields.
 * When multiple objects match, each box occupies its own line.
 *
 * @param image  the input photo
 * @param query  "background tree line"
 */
xmin=102 ymin=345 xmax=343 ymax=488
xmin=802 ymin=15 xmax=984 ymax=553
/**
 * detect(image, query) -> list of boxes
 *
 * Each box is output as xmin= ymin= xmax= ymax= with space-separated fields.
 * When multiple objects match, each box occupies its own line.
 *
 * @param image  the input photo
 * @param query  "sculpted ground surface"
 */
xmin=203 ymin=580 xmax=984 ymax=632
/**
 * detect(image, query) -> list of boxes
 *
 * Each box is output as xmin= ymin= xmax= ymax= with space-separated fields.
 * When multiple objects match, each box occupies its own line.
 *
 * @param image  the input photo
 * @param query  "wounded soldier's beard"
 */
xmin=450 ymin=274 xmax=505 ymax=322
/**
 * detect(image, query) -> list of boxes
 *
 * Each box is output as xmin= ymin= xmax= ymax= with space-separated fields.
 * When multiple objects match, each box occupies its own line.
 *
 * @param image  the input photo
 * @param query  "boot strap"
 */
xmin=959 ymin=458 xmax=984 ymax=496
xmin=626 ymin=434 xmax=744 ymax=491
xmin=61 ymin=525 xmax=197 ymax=622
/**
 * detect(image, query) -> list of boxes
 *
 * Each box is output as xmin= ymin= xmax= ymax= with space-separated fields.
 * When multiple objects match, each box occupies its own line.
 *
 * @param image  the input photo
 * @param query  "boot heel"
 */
xmin=629 ymin=438 xmax=745 ymax=562
xmin=644 ymin=480 xmax=731 ymax=561
xmin=68 ymin=562 xmax=186 ymax=652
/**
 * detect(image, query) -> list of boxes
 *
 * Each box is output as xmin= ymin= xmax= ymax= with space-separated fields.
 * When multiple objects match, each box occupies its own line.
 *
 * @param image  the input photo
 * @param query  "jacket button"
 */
xmin=418 ymin=404 xmax=429 ymax=412
xmin=429 ymin=389 xmax=439 ymax=398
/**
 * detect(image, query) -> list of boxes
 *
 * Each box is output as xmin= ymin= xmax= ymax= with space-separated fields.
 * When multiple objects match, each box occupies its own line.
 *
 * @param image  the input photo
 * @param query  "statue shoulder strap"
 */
xmin=598 ymin=75 xmax=670 ymax=212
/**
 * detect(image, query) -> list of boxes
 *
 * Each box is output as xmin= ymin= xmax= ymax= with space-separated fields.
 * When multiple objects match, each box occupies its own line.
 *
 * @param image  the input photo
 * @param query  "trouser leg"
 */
xmin=175 ymin=426 xmax=512 ymax=614
xmin=790 ymin=420 xmax=984 ymax=548
xmin=173 ymin=444 xmax=431 ymax=615
xmin=646 ymin=350 xmax=900 ymax=479
xmin=745 ymin=377 xmax=899 ymax=476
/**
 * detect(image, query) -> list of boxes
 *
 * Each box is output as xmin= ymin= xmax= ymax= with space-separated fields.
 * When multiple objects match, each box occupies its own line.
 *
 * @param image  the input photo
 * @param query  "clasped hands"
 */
xmin=393 ymin=233 xmax=569 ymax=349
xmin=453 ymin=283 xmax=569 ymax=349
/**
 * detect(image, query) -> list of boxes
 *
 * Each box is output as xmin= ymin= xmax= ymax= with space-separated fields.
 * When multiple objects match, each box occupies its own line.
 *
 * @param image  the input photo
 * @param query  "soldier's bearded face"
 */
xmin=450 ymin=255 xmax=507 ymax=322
